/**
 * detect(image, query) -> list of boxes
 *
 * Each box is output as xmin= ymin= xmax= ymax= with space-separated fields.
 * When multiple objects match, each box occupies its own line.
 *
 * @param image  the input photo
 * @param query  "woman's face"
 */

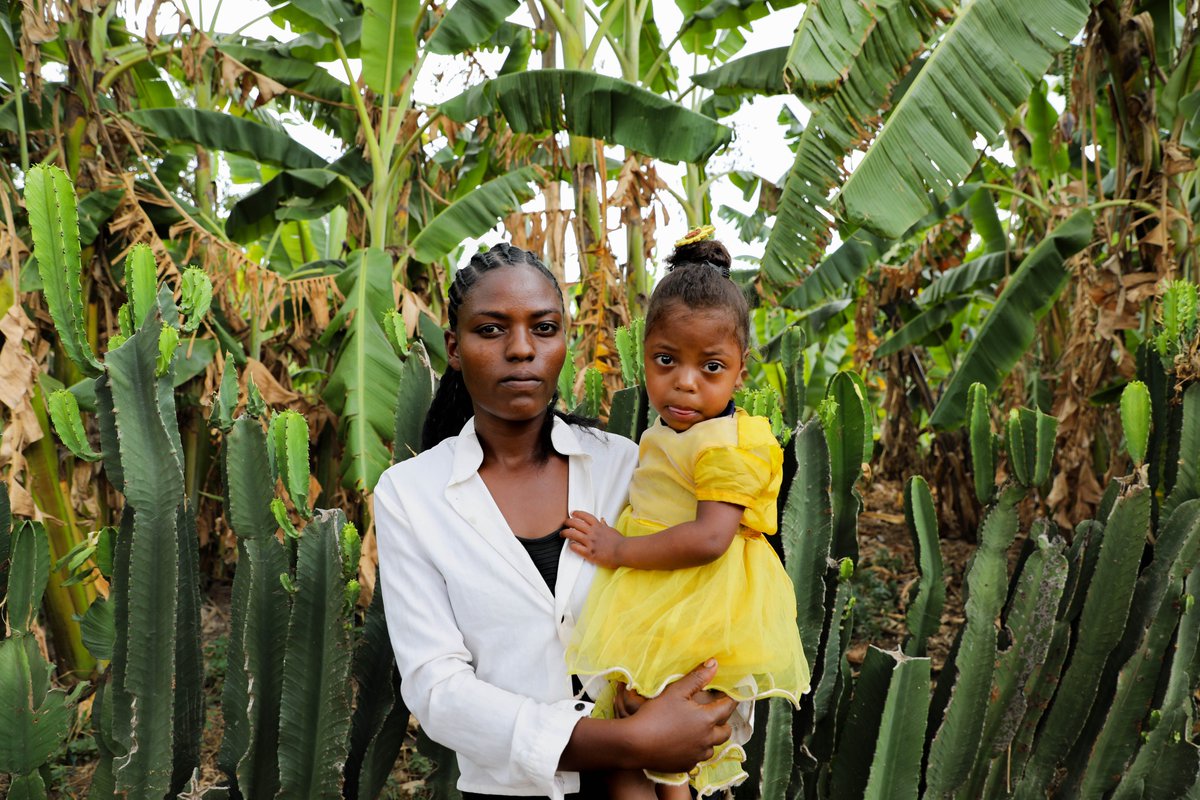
xmin=446 ymin=263 xmax=566 ymax=428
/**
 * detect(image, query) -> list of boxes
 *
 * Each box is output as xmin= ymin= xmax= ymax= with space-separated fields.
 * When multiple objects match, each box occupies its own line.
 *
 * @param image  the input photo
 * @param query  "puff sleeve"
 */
xmin=693 ymin=444 xmax=774 ymax=509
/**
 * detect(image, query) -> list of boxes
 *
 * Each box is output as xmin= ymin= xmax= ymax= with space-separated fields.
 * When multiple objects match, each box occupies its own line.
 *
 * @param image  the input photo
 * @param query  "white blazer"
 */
xmin=375 ymin=416 xmax=639 ymax=798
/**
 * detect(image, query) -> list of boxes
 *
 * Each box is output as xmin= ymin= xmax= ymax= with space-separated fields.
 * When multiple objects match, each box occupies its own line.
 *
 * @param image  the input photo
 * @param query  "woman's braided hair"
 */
xmin=420 ymin=243 xmax=597 ymax=458
xmin=645 ymin=237 xmax=750 ymax=350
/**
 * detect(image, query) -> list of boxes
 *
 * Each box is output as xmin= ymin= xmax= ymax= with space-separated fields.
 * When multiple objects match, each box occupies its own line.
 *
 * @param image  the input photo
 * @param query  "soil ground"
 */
xmin=17 ymin=477 xmax=992 ymax=797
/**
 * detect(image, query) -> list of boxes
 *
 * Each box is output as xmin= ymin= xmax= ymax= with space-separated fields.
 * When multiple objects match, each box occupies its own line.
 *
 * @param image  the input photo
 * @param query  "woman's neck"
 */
xmin=475 ymin=409 xmax=554 ymax=471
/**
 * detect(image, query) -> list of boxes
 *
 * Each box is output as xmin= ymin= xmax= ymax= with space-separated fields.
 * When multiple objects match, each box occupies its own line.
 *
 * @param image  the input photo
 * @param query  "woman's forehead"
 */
xmin=462 ymin=263 xmax=561 ymax=311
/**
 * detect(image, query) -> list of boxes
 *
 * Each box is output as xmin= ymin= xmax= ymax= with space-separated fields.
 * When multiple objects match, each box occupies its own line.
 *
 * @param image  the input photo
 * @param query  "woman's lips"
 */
xmin=501 ymin=375 xmax=542 ymax=390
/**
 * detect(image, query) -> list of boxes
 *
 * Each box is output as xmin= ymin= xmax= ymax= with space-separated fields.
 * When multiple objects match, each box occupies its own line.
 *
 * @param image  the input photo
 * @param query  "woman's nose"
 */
xmin=506 ymin=329 xmax=536 ymax=360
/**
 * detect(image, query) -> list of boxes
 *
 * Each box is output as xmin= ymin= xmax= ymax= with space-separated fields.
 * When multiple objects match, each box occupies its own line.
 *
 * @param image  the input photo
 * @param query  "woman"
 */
xmin=375 ymin=244 xmax=735 ymax=800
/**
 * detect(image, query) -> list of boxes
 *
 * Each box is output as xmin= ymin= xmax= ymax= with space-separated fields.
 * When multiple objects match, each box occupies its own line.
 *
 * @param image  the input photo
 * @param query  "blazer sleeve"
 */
xmin=374 ymin=477 xmax=589 ymax=797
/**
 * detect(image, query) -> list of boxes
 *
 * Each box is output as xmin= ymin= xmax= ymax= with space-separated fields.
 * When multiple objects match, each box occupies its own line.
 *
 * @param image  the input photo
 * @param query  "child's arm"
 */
xmin=562 ymin=503 xmax=744 ymax=570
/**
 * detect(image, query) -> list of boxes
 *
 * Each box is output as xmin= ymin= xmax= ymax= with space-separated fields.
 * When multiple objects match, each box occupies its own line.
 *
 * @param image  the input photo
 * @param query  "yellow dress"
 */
xmin=566 ymin=409 xmax=810 ymax=795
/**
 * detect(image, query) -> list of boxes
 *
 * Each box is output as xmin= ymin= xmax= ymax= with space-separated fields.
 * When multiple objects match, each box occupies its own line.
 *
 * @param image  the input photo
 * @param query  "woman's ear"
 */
xmin=445 ymin=328 xmax=461 ymax=371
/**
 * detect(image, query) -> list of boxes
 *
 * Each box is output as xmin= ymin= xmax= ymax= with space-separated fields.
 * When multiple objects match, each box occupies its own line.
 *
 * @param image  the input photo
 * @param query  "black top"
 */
xmin=517 ymin=527 xmax=566 ymax=590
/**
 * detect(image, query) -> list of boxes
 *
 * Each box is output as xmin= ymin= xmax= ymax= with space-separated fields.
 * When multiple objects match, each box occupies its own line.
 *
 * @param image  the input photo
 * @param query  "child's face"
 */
xmin=643 ymin=303 xmax=746 ymax=432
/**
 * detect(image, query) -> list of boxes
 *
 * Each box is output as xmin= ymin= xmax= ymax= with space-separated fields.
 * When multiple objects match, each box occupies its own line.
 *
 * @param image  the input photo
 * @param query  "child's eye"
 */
xmin=703 ymin=361 xmax=725 ymax=373
xmin=652 ymin=354 xmax=673 ymax=366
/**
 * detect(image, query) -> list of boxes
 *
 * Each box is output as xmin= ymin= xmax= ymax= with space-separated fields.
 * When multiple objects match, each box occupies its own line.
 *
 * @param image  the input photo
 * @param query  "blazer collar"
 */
xmin=448 ymin=415 xmax=590 ymax=485
xmin=444 ymin=415 xmax=596 ymax=609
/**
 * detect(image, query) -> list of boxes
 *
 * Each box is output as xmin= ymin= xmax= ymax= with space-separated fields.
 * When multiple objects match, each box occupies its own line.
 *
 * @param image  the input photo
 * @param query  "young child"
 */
xmin=563 ymin=229 xmax=810 ymax=798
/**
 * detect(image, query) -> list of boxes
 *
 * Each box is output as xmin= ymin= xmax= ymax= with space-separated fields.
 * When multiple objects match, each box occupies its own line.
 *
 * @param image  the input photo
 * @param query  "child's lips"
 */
xmin=666 ymin=405 xmax=700 ymax=420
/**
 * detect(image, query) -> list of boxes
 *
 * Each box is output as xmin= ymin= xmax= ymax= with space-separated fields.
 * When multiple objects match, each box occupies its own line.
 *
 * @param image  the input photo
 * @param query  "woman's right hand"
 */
xmin=625 ymin=660 xmax=735 ymax=773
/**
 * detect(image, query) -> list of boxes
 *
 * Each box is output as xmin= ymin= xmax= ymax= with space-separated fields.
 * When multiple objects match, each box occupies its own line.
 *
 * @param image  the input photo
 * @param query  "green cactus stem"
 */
xmin=825 ymin=371 xmax=870 ymax=561
xmin=275 ymin=509 xmax=356 ymax=799
xmin=967 ymin=383 xmax=994 ymax=504
xmin=862 ymin=652 xmax=930 ymax=800
xmin=47 ymin=389 xmax=101 ymax=462
xmin=25 ymin=164 xmax=102 ymax=377
xmin=925 ymin=482 xmax=1024 ymax=796
xmin=0 ymin=521 xmax=83 ymax=795
xmin=1078 ymin=499 xmax=1200 ymax=796
xmin=1013 ymin=482 xmax=1152 ymax=795
xmin=272 ymin=410 xmax=312 ymax=519
xmin=903 ymin=476 xmax=944 ymax=657
xmin=965 ymin=526 xmax=1067 ymax=797
xmin=1121 ymin=381 xmax=1152 ymax=468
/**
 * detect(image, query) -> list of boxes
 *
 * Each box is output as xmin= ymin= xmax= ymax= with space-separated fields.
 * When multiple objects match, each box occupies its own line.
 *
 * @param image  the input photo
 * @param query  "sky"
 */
xmin=121 ymin=0 xmax=810 ymax=281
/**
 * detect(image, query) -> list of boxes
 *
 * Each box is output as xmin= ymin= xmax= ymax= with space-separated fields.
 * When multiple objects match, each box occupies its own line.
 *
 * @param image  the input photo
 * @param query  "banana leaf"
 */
xmin=361 ymin=0 xmax=420 ymax=94
xmin=759 ymin=0 xmax=949 ymax=283
xmin=928 ymin=210 xmax=1093 ymax=429
xmin=779 ymin=230 xmax=886 ymax=309
xmin=428 ymin=0 xmax=521 ymax=55
xmin=873 ymin=297 xmax=970 ymax=358
xmin=322 ymin=249 xmax=404 ymax=492
xmin=836 ymin=0 xmax=1091 ymax=237
xmin=125 ymin=109 xmax=329 ymax=170
xmin=440 ymin=70 xmax=732 ymax=163
xmin=410 ymin=167 xmax=542 ymax=263
xmin=916 ymin=251 xmax=1008 ymax=308
xmin=692 ymin=47 xmax=788 ymax=96
xmin=785 ymin=0 xmax=877 ymax=97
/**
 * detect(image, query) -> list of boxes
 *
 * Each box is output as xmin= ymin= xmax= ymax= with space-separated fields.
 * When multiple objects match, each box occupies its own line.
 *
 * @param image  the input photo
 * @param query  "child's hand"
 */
xmin=562 ymin=511 xmax=625 ymax=568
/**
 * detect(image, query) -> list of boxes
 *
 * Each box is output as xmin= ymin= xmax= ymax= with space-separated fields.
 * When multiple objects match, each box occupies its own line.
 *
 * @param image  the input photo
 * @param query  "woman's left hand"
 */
xmin=562 ymin=511 xmax=625 ymax=568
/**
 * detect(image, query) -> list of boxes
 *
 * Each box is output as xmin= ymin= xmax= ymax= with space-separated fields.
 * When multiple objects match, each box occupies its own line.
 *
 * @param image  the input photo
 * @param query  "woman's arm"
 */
xmin=559 ymin=660 xmax=736 ymax=772
xmin=561 ymin=502 xmax=744 ymax=570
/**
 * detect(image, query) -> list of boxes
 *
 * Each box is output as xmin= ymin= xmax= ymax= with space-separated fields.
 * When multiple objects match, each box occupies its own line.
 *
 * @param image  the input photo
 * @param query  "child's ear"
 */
xmin=735 ymin=354 xmax=749 ymax=389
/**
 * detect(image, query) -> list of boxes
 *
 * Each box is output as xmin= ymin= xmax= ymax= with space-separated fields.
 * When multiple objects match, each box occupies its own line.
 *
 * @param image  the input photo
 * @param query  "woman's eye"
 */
xmin=477 ymin=324 xmax=502 ymax=336
xmin=652 ymin=354 xmax=673 ymax=366
xmin=534 ymin=322 xmax=560 ymax=334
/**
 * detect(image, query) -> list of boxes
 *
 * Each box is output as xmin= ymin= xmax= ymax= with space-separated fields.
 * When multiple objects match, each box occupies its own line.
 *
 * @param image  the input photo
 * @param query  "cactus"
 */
xmin=762 ymin=419 xmax=833 ymax=797
xmin=925 ymin=483 xmax=1024 ymax=796
xmin=608 ymin=385 xmax=651 ymax=442
xmin=272 ymin=409 xmax=312 ymax=518
xmin=615 ymin=318 xmax=645 ymax=386
xmin=47 ymin=389 xmax=101 ymax=462
xmin=218 ymin=409 xmax=289 ymax=799
xmin=583 ymin=366 xmax=604 ymax=418
xmin=967 ymin=383 xmax=995 ymax=504
xmin=1110 ymin=564 xmax=1200 ymax=799
xmin=97 ymin=317 xmax=200 ymax=797
xmin=862 ymin=651 xmax=931 ymax=800
xmin=966 ymin=525 xmax=1068 ymax=796
xmin=345 ymin=576 xmax=410 ymax=800
xmin=1077 ymin=499 xmax=1200 ymax=796
xmin=25 ymin=164 xmax=102 ymax=377
xmin=1013 ymin=481 xmax=1152 ymax=794
xmin=1161 ymin=383 xmax=1200 ymax=523
xmin=902 ymin=476 xmax=943 ymax=657
xmin=276 ymin=509 xmax=357 ymax=798
xmin=824 ymin=371 xmax=871 ymax=561
xmin=1121 ymin=381 xmax=1152 ymax=467
xmin=0 ymin=520 xmax=84 ymax=798
xmin=780 ymin=326 xmax=806 ymax=428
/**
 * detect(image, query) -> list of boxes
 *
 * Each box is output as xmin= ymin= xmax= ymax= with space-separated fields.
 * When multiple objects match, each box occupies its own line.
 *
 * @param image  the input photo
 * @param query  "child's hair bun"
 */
xmin=667 ymin=227 xmax=732 ymax=276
